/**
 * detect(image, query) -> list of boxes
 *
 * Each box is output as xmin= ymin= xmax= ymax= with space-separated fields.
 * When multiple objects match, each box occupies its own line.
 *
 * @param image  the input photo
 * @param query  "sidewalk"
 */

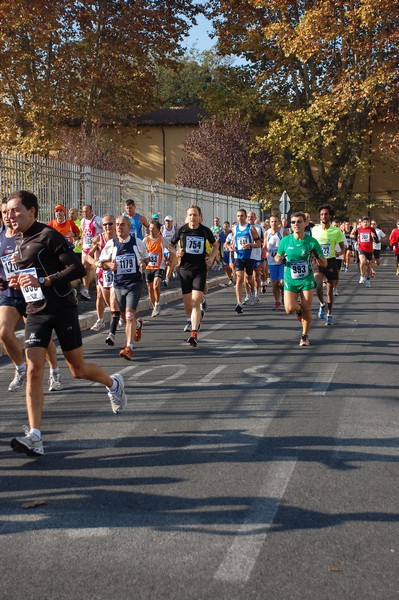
xmin=0 ymin=268 xmax=228 ymax=358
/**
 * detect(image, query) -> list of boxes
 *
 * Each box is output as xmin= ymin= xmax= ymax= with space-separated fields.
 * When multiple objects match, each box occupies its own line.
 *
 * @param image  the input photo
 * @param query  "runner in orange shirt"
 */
xmin=48 ymin=204 xmax=80 ymax=245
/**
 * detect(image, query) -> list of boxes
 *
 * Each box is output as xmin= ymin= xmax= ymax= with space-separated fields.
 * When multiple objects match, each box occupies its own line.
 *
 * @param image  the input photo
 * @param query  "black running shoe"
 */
xmin=187 ymin=334 xmax=198 ymax=347
xmin=235 ymin=304 xmax=243 ymax=314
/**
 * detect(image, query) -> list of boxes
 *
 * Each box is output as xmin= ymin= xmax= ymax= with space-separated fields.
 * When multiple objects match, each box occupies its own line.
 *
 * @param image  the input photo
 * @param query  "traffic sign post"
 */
xmin=279 ymin=190 xmax=291 ymax=218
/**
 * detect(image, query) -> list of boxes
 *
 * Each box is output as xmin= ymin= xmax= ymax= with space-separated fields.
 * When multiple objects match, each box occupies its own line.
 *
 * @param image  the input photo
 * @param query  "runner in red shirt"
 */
xmin=351 ymin=216 xmax=378 ymax=287
xmin=389 ymin=220 xmax=399 ymax=276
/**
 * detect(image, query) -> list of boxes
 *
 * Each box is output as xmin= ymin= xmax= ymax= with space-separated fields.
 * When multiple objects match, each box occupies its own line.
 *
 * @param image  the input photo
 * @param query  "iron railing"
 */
xmin=0 ymin=151 xmax=260 ymax=226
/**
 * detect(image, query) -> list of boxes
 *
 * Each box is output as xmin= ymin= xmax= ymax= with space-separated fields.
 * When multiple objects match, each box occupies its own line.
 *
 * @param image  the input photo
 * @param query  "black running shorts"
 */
xmin=24 ymin=305 xmax=82 ymax=351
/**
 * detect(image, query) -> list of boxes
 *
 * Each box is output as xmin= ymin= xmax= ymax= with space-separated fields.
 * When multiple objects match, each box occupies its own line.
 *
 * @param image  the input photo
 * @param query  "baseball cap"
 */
xmin=54 ymin=204 xmax=66 ymax=213
xmin=164 ymin=215 xmax=173 ymax=221
xmin=152 ymin=213 xmax=159 ymax=219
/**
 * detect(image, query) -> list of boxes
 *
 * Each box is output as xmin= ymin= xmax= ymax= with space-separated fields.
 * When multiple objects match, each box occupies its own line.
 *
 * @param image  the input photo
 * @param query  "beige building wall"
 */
xmin=132 ymin=125 xmax=196 ymax=183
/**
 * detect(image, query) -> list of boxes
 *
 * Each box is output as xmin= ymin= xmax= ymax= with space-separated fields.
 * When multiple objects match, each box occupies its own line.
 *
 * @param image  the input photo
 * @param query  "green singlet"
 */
xmin=277 ymin=233 xmax=324 ymax=293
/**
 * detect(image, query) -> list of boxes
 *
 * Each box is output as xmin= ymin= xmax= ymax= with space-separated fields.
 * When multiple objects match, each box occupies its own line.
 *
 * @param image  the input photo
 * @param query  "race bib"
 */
xmin=321 ymin=243 xmax=331 ymax=257
xmin=82 ymin=235 xmax=93 ymax=249
xmin=103 ymin=269 xmax=114 ymax=288
xmin=360 ymin=232 xmax=370 ymax=242
xmin=16 ymin=268 xmax=45 ymax=303
xmin=291 ymin=260 xmax=309 ymax=279
xmin=238 ymin=236 xmax=250 ymax=248
xmin=116 ymin=253 xmax=136 ymax=275
xmin=186 ymin=236 xmax=204 ymax=255
xmin=149 ymin=252 xmax=159 ymax=267
xmin=1 ymin=253 xmax=19 ymax=279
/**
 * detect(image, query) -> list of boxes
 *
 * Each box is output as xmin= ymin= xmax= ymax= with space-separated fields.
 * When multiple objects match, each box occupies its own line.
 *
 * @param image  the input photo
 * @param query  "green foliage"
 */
xmin=207 ymin=0 xmax=399 ymax=211
xmin=156 ymin=48 xmax=266 ymax=122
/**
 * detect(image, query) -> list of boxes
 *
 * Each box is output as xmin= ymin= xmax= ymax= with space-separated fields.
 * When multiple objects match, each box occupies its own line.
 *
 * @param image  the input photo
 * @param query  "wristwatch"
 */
xmin=38 ymin=277 xmax=46 ymax=286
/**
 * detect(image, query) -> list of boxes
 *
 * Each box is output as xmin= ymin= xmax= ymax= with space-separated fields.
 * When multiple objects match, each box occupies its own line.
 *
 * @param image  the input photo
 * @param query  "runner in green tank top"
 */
xmin=275 ymin=212 xmax=327 ymax=347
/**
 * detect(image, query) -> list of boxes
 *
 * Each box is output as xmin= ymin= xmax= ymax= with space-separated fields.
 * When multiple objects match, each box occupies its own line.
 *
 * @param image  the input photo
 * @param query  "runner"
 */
xmin=7 ymin=191 xmax=127 ymax=457
xmin=275 ymin=211 xmax=327 ymax=346
xmin=0 ymin=199 xmax=62 ymax=393
xmin=143 ymin=220 xmax=175 ymax=317
xmin=211 ymin=216 xmax=223 ymax=270
xmin=265 ymin=215 xmax=286 ymax=310
xmin=260 ymin=219 xmax=271 ymax=291
xmin=48 ymin=204 xmax=80 ymax=246
xmin=370 ymin=219 xmax=386 ymax=276
xmin=246 ymin=211 xmax=264 ymax=303
xmin=170 ymin=205 xmax=218 ymax=346
xmin=304 ymin=212 xmax=315 ymax=235
xmin=123 ymin=198 xmax=149 ymax=240
xmin=161 ymin=215 xmax=178 ymax=286
xmin=86 ymin=214 xmax=117 ymax=331
xmin=331 ymin=218 xmax=347 ymax=295
xmin=227 ymin=209 xmax=260 ymax=313
xmin=351 ymin=216 xmax=378 ymax=287
xmin=218 ymin=221 xmax=236 ymax=287
xmin=342 ymin=220 xmax=354 ymax=271
xmin=311 ymin=204 xmax=345 ymax=325
xmin=389 ymin=220 xmax=399 ymax=276
xmin=68 ymin=207 xmax=83 ymax=256
xmin=98 ymin=215 xmax=149 ymax=360
xmin=80 ymin=204 xmax=103 ymax=300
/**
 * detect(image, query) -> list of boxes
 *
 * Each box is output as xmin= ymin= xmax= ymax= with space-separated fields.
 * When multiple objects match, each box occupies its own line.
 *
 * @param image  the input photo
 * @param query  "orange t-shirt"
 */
xmin=48 ymin=219 xmax=80 ymax=244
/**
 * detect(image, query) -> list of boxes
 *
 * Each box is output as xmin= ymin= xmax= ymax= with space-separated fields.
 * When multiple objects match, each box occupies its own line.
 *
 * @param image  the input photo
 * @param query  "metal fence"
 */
xmin=0 ymin=151 xmax=259 ymax=226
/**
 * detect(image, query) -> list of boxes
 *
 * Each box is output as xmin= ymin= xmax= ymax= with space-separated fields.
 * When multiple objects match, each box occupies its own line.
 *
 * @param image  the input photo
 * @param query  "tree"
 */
xmin=58 ymin=123 xmax=132 ymax=172
xmin=207 ymin=0 xmax=399 ymax=211
xmin=0 ymin=0 xmax=199 ymax=152
xmin=156 ymin=48 xmax=265 ymax=122
xmin=176 ymin=114 xmax=273 ymax=201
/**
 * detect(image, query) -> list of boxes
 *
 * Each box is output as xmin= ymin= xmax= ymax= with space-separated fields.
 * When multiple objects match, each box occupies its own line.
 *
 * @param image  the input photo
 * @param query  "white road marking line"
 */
xmin=310 ymin=363 xmax=339 ymax=395
xmin=214 ymin=458 xmax=297 ymax=583
xmin=199 ymin=322 xmax=225 ymax=339
xmin=197 ymin=364 xmax=227 ymax=383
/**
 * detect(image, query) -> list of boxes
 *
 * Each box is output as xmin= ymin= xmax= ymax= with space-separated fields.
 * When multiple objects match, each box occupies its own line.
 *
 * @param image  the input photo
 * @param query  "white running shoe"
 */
xmin=105 ymin=332 xmax=115 ymax=346
xmin=79 ymin=287 xmax=91 ymax=300
xmin=8 ymin=369 xmax=26 ymax=392
xmin=333 ymin=289 xmax=339 ymax=296
xmin=249 ymin=292 xmax=256 ymax=306
xmin=48 ymin=371 xmax=62 ymax=392
xmin=107 ymin=374 xmax=127 ymax=414
xmin=11 ymin=425 xmax=44 ymax=456
xmin=151 ymin=303 xmax=161 ymax=317
xmin=91 ymin=319 xmax=105 ymax=331
xmin=359 ymin=276 xmax=365 ymax=284
xmin=183 ymin=320 xmax=191 ymax=332
xmin=242 ymin=296 xmax=249 ymax=305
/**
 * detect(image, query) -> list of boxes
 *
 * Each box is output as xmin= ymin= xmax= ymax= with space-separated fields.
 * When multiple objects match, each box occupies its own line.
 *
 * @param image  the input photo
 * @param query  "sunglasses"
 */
xmin=103 ymin=222 xmax=114 ymax=226
xmin=291 ymin=220 xmax=303 ymax=224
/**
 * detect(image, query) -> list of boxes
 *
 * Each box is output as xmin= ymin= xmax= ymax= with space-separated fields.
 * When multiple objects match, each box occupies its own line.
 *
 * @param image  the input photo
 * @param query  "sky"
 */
xmin=182 ymin=13 xmax=216 ymax=53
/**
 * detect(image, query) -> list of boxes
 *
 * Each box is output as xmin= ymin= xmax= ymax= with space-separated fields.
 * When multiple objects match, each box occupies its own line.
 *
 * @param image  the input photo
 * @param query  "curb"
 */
xmin=1 ymin=275 xmax=227 ymax=358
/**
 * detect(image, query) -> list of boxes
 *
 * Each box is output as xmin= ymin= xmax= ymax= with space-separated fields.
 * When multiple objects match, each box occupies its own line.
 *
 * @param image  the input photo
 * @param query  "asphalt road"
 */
xmin=0 ymin=256 xmax=398 ymax=600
